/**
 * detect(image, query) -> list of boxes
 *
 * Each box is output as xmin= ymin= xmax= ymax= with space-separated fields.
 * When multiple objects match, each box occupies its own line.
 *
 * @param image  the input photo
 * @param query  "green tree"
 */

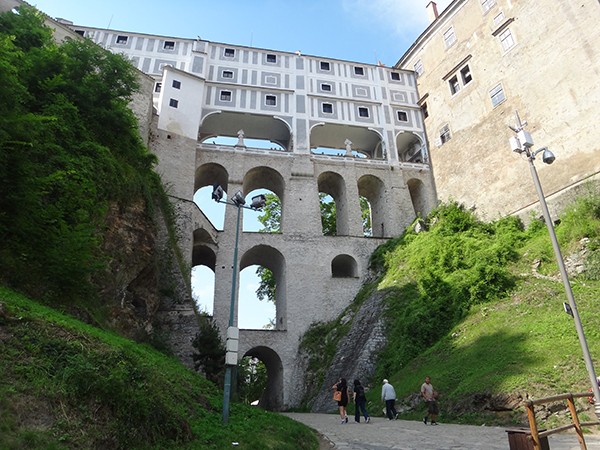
xmin=191 ymin=313 xmax=225 ymax=385
xmin=0 ymin=5 xmax=159 ymax=303
xmin=237 ymin=356 xmax=268 ymax=405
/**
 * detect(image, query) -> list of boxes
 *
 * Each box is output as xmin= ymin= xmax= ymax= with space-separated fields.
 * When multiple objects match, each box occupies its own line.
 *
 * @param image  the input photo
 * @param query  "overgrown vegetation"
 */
xmin=368 ymin=192 xmax=600 ymax=425
xmin=0 ymin=6 xmax=161 ymax=305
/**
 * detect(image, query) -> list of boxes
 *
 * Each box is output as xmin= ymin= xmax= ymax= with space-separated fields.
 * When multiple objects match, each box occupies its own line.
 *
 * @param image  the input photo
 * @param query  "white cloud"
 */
xmin=342 ymin=0 xmax=453 ymax=39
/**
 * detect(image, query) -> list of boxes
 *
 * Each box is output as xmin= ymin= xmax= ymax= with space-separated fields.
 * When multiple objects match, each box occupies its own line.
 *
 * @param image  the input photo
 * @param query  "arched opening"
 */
xmin=331 ymin=254 xmax=358 ymax=278
xmin=396 ymin=131 xmax=427 ymax=164
xmin=238 ymin=265 xmax=276 ymax=329
xmin=243 ymin=166 xmax=285 ymax=233
xmin=193 ymin=163 xmax=229 ymax=230
xmin=242 ymin=346 xmax=284 ymax=411
xmin=310 ymin=123 xmax=384 ymax=159
xmin=407 ymin=178 xmax=427 ymax=218
xmin=191 ymin=241 xmax=217 ymax=314
xmin=318 ymin=171 xmax=348 ymax=236
xmin=237 ymin=355 xmax=267 ymax=406
xmin=360 ymin=196 xmax=372 ymax=237
xmin=199 ymin=111 xmax=292 ymax=151
xmin=240 ymin=245 xmax=286 ymax=330
xmin=358 ymin=174 xmax=386 ymax=238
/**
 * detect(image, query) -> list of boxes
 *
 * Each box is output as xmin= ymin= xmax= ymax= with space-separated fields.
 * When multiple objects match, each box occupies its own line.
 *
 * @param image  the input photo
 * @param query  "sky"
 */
xmin=28 ymin=0 xmax=452 ymax=328
xmin=31 ymin=0 xmax=453 ymax=67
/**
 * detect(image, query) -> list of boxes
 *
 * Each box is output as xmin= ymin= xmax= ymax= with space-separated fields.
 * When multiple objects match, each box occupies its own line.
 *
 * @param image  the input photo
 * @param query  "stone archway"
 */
xmin=240 ymin=245 xmax=286 ymax=330
xmin=357 ymin=174 xmax=386 ymax=238
xmin=243 ymin=346 xmax=284 ymax=411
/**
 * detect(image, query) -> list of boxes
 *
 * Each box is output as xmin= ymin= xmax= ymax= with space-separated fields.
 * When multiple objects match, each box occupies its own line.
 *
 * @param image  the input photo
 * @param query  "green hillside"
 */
xmin=365 ymin=192 xmax=600 ymax=426
xmin=0 ymin=286 xmax=318 ymax=449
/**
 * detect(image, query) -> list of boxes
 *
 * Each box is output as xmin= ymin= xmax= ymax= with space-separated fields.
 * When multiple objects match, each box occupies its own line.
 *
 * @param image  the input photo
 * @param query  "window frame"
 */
xmin=449 ymin=75 xmax=460 ymax=95
xmin=443 ymin=27 xmax=457 ymax=48
xmin=265 ymin=94 xmax=277 ymax=106
xmin=172 ymin=80 xmax=181 ymax=89
xmin=320 ymin=61 xmax=331 ymax=71
xmin=460 ymin=65 xmax=473 ymax=85
xmin=163 ymin=41 xmax=175 ymax=51
xmin=266 ymin=53 xmax=277 ymax=63
xmin=116 ymin=35 xmax=128 ymax=45
xmin=354 ymin=66 xmax=365 ymax=76
xmin=489 ymin=83 xmax=506 ymax=107
xmin=154 ymin=82 xmax=162 ymax=93
xmin=397 ymin=111 xmax=408 ymax=122
xmin=390 ymin=72 xmax=401 ymax=81
xmin=222 ymin=70 xmax=234 ymax=79
xmin=499 ymin=28 xmax=515 ymax=51
xmin=358 ymin=107 xmax=370 ymax=118
xmin=169 ymin=98 xmax=179 ymax=108
xmin=481 ymin=0 xmax=496 ymax=13
xmin=440 ymin=124 xmax=451 ymax=144
xmin=414 ymin=60 xmax=424 ymax=77
xmin=322 ymin=103 xmax=333 ymax=114
xmin=224 ymin=48 xmax=235 ymax=58
xmin=219 ymin=90 xmax=232 ymax=102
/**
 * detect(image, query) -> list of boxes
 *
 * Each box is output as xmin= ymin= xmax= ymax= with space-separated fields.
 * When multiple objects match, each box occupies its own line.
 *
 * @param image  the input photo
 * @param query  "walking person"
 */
xmin=332 ymin=377 xmax=350 ymax=424
xmin=421 ymin=375 xmax=439 ymax=425
xmin=353 ymin=379 xmax=370 ymax=423
xmin=381 ymin=379 xmax=398 ymax=420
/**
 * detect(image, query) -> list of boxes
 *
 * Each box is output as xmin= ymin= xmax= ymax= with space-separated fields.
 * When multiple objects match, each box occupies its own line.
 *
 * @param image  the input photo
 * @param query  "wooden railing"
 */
xmin=524 ymin=392 xmax=600 ymax=450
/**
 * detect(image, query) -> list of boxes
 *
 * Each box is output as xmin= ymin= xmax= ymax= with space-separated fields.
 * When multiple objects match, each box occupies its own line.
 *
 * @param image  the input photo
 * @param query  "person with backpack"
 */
xmin=353 ymin=379 xmax=370 ymax=423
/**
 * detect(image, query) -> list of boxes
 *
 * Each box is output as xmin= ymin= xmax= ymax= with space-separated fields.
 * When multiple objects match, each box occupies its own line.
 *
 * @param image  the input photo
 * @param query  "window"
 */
xmin=75 ymin=30 xmax=85 ymax=36
xmin=321 ymin=83 xmax=332 ymax=92
xmin=322 ymin=103 xmax=333 ymax=114
xmin=222 ymin=70 xmax=233 ymax=79
xmin=163 ymin=41 xmax=175 ymax=50
xmin=449 ymin=75 xmax=460 ymax=95
xmin=490 ymin=83 xmax=506 ymax=107
xmin=172 ymin=80 xmax=181 ymax=89
xmin=169 ymin=98 xmax=178 ymax=108
xmin=414 ymin=60 xmax=424 ymax=77
xmin=265 ymin=95 xmax=277 ymax=106
xmin=440 ymin=124 xmax=451 ymax=144
xmin=320 ymin=61 xmax=330 ymax=71
xmin=391 ymin=72 xmax=401 ymax=81
xmin=358 ymin=107 xmax=369 ymax=118
xmin=499 ymin=28 xmax=515 ymax=51
xmin=481 ymin=0 xmax=496 ymax=13
xmin=154 ymin=82 xmax=162 ymax=93
xmin=266 ymin=54 xmax=277 ymax=63
xmin=354 ymin=66 xmax=365 ymax=76
xmin=220 ymin=90 xmax=232 ymax=101
xmin=460 ymin=65 xmax=472 ymax=85
xmin=493 ymin=11 xmax=505 ymax=25
xmin=397 ymin=111 xmax=408 ymax=122
xmin=116 ymin=35 xmax=128 ymax=45
xmin=443 ymin=27 xmax=457 ymax=48
xmin=421 ymin=103 xmax=429 ymax=119
xmin=224 ymin=48 xmax=235 ymax=57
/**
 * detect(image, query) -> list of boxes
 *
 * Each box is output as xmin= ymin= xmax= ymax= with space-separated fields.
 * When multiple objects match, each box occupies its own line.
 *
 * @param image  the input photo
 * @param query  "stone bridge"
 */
xmin=54 ymin=22 xmax=439 ymax=410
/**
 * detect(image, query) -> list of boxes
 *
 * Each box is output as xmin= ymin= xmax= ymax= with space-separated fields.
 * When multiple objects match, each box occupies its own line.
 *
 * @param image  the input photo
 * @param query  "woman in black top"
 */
xmin=332 ymin=377 xmax=349 ymax=423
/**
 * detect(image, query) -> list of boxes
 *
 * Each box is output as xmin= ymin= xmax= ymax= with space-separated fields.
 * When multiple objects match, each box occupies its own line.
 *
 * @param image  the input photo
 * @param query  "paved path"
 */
xmin=283 ymin=413 xmax=600 ymax=450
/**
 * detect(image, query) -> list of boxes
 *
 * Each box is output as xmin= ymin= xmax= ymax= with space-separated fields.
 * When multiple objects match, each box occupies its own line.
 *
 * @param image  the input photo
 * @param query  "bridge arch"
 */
xmin=406 ymin=178 xmax=428 ymax=218
xmin=331 ymin=254 xmax=358 ymax=278
xmin=317 ymin=171 xmax=348 ymax=236
xmin=240 ymin=245 xmax=286 ymax=330
xmin=242 ymin=345 xmax=284 ymax=411
xmin=396 ymin=131 xmax=427 ymax=163
xmin=357 ymin=174 xmax=387 ymax=238
xmin=199 ymin=111 xmax=292 ymax=151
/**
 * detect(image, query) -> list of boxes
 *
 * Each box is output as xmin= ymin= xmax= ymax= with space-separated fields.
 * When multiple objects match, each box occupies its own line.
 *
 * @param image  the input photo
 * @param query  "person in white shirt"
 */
xmin=381 ymin=379 xmax=398 ymax=420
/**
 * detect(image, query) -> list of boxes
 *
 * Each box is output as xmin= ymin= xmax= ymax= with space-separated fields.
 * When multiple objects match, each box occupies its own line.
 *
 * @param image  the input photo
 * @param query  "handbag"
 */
xmin=333 ymin=390 xmax=342 ymax=402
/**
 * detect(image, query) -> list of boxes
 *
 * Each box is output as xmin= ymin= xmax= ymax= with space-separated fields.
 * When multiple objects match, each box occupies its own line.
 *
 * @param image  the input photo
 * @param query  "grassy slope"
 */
xmin=0 ymin=287 xmax=318 ymax=450
xmin=361 ymin=195 xmax=600 ymax=427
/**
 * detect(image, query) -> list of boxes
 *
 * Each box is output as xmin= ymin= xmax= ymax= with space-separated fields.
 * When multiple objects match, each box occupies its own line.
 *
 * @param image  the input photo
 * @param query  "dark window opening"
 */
xmin=266 ymin=54 xmax=277 ymax=63
xmin=354 ymin=66 xmax=365 ymax=76
xmin=391 ymin=72 xmax=401 ymax=81
xmin=358 ymin=107 xmax=369 ymax=118
xmin=169 ymin=98 xmax=178 ymax=108
xmin=265 ymin=95 xmax=277 ymax=106
xmin=322 ymin=103 xmax=333 ymax=114
xmin=397 ymin=111 xmax=408 ymax=122
xmin=172 ymin=80 xmax=181 ymax=89
xmin=320 ymin=61 xmax=330 ymax=71
xmin=224 ymin=48 xmax=235 ymax=57
xmin=164 ymin=41 xmax=175 ymax=50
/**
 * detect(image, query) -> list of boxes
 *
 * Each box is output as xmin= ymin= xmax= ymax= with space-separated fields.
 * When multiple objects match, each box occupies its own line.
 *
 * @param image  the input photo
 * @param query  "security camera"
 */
xmin=541 ymin=148 xmax=556 ymax=165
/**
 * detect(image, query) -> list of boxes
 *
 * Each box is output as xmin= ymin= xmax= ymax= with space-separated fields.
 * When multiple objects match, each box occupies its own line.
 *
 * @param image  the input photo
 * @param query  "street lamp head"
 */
xmin=541 ymin=148 xmax=555 ymax=165
xmin=212 ymin=184 xmax=224 ymax=202
xmin=250 ymin=194 xmax=266 ymax=210
xmin=231 ymin=190 xmax=246 ymax=207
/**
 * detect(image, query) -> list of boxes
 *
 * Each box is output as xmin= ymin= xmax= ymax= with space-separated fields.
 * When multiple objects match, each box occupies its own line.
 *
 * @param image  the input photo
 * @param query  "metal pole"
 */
xmin=526 ymin=152 xmax=600 ymax=418
xmin=222 ymin=204 xmax=242 ymax=424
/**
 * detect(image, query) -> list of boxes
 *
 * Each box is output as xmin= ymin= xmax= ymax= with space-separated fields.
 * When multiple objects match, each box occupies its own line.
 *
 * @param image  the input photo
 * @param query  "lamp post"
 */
xmin=211 ymin=184 xmax=266 ymax=424
xmin=509 ymin=111 xmax=600 ymax=417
